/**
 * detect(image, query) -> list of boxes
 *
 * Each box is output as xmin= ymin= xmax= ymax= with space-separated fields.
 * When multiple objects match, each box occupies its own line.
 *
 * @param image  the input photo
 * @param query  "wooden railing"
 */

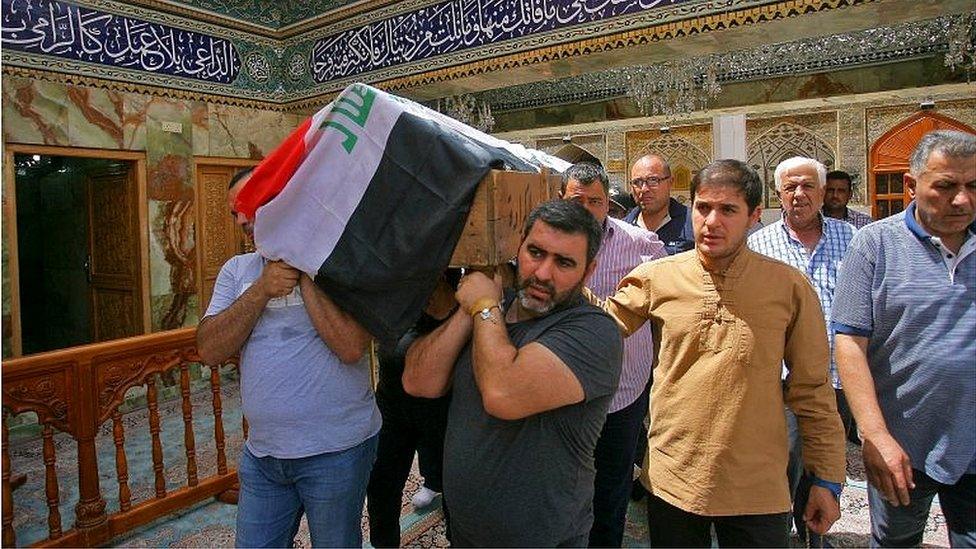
xmin=1 ymin=328 xmax=240 ymax=547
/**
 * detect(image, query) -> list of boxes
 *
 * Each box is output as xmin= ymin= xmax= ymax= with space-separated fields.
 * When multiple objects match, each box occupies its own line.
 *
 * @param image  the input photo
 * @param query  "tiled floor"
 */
xmin=7 ymin=373 xmax=949 ymax=547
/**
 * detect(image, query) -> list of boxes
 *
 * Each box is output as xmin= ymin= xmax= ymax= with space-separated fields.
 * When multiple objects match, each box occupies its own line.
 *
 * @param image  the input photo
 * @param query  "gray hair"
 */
xmin=909 ymin=130 xmax=976 ymax=176
xmin=773 ymin=157 xmax=827 ymax=191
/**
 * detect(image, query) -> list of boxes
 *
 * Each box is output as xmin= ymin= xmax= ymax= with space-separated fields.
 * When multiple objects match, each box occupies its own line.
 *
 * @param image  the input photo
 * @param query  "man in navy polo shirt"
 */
xmin=832 ymin=130 xmax=975 ymax=547
xmin=624 ymin=154 xmax=695 ymax=255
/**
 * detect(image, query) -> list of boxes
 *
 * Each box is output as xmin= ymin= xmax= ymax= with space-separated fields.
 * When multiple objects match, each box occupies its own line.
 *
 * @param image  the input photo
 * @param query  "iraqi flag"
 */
xmin=235 ymin=83 xmax=567 ymax=342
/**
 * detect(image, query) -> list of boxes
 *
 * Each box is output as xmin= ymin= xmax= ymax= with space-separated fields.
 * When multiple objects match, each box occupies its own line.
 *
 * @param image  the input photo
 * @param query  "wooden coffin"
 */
xmin=450 ymin=169 xmax=563 ymax=267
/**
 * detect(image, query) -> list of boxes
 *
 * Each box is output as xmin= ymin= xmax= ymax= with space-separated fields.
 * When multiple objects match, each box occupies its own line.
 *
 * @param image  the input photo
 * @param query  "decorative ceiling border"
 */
xmin=78 ymin=0 xmax=280 ymax=45
xmin=278 ymin=0 xmax=415 ymax=38
xmin=285 ymin=0 xmax=876 ymax=108
xmin=103 ymin=0 xmax=280 ymax=37
xmin=1 ymin=51 xmax=284 ymax=104
xmin=479 ymin=14 xmax=961 ymax=113
xmin=2 ymin=0 xmax=921 ymax=112
xmin=118 ymin=0 xmax=407 ymax=38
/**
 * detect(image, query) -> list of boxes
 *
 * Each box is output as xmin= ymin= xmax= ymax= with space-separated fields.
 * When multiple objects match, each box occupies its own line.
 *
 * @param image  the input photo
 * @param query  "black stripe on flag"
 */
xmin=314 ymin=111 xmax=532 ymax=342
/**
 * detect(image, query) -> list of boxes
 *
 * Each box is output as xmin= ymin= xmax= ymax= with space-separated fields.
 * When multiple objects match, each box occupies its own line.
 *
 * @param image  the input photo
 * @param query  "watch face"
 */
xmin=479 ymin=308 xmax=492 ymax=320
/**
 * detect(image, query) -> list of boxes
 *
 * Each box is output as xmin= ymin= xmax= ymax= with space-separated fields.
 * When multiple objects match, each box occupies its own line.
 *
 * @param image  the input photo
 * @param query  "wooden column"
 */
xmin=73 ymin=358 xmax=109 ymax=546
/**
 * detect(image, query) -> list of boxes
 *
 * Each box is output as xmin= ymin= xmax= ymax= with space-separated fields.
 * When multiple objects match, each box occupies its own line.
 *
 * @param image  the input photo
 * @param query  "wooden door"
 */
xmin=87 ymin=164 xmax=142 ymax=342
xmin=196 ymin=163 xmax=254 ymax=314
xmin=869 ymin=112 xmax=976 ymax=218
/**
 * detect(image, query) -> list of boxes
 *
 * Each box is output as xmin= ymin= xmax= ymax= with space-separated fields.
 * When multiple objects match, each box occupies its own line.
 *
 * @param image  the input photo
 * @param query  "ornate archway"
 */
xmin=747 ymin=123 xmax=835 ymax=209
xmin=869 ymin=112 xmax=975 ymax=219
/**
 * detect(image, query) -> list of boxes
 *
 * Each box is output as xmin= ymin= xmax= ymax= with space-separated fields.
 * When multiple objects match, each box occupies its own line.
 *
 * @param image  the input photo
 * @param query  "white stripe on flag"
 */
xmin=253 ymin=85 xmax=402 ymax=275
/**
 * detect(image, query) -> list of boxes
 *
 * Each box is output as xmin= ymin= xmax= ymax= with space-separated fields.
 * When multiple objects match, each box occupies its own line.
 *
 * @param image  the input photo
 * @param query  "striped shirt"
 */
xmin=838 ymin=207 xmax=874 ymax=229
xmin=588 ymin=217 xmax=666 ymax=412
xmin=748 ymin=214 xmax=856 ymax=389
xmin=832 ymin=203 xmax=976 ymax=483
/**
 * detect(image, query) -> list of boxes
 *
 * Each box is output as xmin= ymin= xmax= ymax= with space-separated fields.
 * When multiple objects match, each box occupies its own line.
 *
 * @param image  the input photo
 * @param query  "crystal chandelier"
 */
xmin=944 ymin=12 xmax=976 ymax=80
xmin=437 ymin=94 xmax=495 ymax=133
xmin=624 ymin=56 xmax=723 ymax=119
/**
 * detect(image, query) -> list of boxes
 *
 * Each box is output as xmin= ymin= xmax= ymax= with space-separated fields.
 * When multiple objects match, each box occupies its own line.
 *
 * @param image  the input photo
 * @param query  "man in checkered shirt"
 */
xmin=748 ymin=156 xmax=856 ymax=547
xmin=822 ymin=170 xmax=874 ymax=229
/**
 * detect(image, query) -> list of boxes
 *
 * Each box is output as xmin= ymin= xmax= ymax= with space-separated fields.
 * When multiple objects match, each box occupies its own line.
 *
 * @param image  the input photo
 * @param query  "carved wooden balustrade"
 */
xmin=1 ymin=327 xmax=241 ymax=547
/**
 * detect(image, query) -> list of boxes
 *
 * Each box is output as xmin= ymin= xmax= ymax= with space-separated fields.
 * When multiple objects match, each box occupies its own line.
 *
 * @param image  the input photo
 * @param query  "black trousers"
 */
xmin=647 ymin=494 xmax=791 ymax=547
xmin=589 ymin=383 xmax=651 ymax=547
xmin=366 ymin=386 xmax=450 ymax=548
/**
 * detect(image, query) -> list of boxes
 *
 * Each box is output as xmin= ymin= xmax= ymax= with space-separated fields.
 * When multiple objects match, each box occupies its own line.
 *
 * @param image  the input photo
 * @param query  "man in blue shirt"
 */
xmin=749 ymin=156 xmax=854 ymax=547
xmin=197 ymin=169 xmax=382 ymax=548
xmin=833 ymin=130 xmax=976 ymax=548
xmin=624 ymin=154 xmax=695 ymax=255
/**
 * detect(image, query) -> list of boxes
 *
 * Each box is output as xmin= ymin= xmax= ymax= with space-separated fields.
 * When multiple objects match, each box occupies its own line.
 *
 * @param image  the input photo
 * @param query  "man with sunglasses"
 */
xmin=624 ymin=154 xmax=695 ymax=255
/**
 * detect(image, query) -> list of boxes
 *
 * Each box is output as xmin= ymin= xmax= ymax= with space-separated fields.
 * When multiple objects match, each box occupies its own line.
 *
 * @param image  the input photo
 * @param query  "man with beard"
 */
xmin=822 ymin=170 xmax=873 ymax=229
xmin=403 ymin=199 xmax=623 ymax=547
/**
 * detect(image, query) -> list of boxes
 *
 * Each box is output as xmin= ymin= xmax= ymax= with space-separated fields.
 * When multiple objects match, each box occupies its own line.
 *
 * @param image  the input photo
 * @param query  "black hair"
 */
xmin=691 ymin=160 xmax=763 ymax=214
xmin=228 ymin=167 xmax=255 ymax=190
xmin=826 ymin=170 xmax=853 ymax=192
xmin=522 ymin=199 xmax=602 ymax=264
xmin=561 ymin=162 xmax=610 ymax=196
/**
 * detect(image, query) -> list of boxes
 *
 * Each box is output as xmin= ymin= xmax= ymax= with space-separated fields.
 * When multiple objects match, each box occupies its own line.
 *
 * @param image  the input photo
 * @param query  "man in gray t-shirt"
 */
xmin=197 ymin=169 xmax=381 ymax=548
xmin=404 ymin=200 xmax=623 ymax=547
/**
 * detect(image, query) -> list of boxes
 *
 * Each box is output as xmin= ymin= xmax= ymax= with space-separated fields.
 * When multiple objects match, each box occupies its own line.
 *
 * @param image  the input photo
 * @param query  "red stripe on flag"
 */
xmin=235 ymin=117 xmax=313 ymax=219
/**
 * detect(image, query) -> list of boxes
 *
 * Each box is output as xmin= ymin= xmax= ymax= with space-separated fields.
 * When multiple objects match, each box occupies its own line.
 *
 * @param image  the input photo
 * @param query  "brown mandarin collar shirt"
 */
xmin=606 ymin=248 xmax=845 ymax=516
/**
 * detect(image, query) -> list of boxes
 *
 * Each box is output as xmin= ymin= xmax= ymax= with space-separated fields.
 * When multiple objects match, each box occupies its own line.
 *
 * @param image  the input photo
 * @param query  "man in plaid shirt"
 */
xmin=823 ymin=170 xmax=873 ymax=229
xmin=748 ymin=157 xmax=856 ymax=548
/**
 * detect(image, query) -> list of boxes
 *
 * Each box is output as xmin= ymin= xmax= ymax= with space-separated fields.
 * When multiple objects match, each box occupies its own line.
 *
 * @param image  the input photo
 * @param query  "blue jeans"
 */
xmin=236 ymin=434 xmax=379 ymax=548
xmin=868 ymin=470 xmax=975 ymax=548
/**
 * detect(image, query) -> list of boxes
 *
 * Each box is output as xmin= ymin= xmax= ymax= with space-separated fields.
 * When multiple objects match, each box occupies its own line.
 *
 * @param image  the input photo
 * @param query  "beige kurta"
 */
xmin=606 ymin=248 xmax=845 ymax=516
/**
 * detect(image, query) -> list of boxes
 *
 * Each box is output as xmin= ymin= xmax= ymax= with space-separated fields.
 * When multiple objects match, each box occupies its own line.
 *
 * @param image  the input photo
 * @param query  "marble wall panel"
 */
xmin=146 ymin=98 xmax=197 ymax=330
xmin=1 ymin=77 xmax=69 ymax=145
xmin=192 ymin=102 xmax=211 ymax=157
xmin=123 ymin=93 xmax=149 ymax=151
xmin=65 ymin=86 xmax=125 ymax=149
xmin=208 ymin=105 xmax=298 ymax=159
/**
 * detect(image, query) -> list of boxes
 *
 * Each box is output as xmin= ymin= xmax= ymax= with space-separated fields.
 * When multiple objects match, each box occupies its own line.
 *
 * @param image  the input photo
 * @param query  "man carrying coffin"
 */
xmin=197 ymin=169 xmax=381 ymax=548
xmin=404 ymin=200 xmax=623 ymax=547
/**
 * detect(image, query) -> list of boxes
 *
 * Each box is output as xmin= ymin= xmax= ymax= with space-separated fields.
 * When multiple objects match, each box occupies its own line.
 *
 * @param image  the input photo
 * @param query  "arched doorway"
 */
xmin=869 ymin=112 xmax=975 ymax=219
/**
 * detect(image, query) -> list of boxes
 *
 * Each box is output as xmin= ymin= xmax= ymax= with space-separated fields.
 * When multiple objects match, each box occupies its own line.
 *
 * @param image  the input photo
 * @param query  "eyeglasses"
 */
xmin=630 ymin=175 xmax=671 ymax=189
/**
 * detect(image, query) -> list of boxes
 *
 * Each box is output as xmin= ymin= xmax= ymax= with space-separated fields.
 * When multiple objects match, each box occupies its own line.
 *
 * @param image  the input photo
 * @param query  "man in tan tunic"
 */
xmin=603 ymin=159 xmax=846 ymax=547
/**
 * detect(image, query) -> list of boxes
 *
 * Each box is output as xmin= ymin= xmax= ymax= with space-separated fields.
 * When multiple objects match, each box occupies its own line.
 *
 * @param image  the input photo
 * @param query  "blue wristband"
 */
xmin=812 ymin=477 xmax=843 ymax=499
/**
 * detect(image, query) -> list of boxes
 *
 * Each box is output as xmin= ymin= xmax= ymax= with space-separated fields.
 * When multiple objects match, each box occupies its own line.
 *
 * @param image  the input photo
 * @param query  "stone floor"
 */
xmin=6 ymin=373 xmax=950 ymax=547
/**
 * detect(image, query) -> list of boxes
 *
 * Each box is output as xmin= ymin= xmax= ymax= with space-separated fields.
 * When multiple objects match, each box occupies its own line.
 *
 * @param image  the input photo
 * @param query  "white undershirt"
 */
xmin=638 ymin=212 xmax=671 ymax=232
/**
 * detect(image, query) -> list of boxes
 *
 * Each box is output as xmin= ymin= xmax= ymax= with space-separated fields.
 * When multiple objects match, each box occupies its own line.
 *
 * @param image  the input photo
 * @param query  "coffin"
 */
xmin=450 ymin=169 xmax=563 ymax=267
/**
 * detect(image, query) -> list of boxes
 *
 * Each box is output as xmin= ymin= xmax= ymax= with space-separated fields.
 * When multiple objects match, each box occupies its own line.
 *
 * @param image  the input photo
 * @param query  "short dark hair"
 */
xmin=228 ymin=167 xmax=254 ymax=190
xmin=691 ymin=160 xmax=763 ymax=213
xmin=523 ymin=199 xmax=602 ymax=264
xmin=561 ymin=162 xmax=610 ymax=196
xmin=826 ymin=170 xmax=853 ymax=191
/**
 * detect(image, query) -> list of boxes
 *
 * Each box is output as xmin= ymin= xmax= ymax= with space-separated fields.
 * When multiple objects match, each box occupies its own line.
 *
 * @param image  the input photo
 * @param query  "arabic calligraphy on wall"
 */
xmin=2 ymin=0 xmax=241 ymax=84
xmin=311 ymin=0 xmax=688 ymax=84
